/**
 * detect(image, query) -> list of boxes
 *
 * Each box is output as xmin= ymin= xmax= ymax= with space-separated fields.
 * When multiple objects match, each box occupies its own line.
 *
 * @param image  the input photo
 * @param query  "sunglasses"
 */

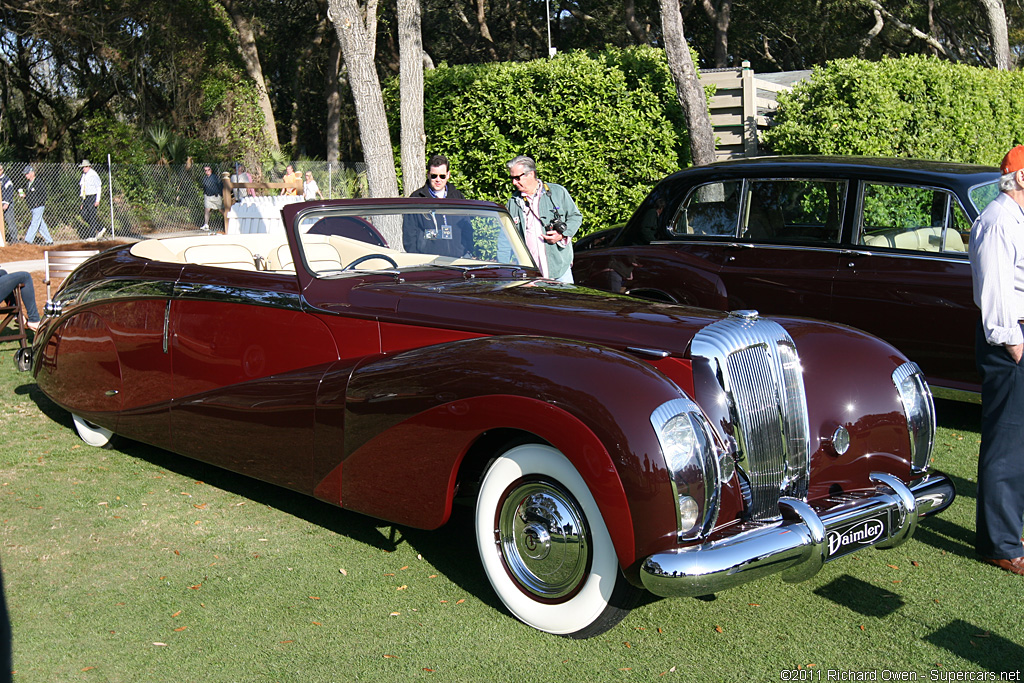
xmin=510 ymin=172 xmax=531 ymax=182
xmin=429 ymin=173 xmax=448 ymax=180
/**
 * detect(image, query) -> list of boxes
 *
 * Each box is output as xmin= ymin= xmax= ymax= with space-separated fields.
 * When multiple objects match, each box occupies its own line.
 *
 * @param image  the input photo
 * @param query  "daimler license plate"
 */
xmin=825 ymin=511 xmax=892 ymax=560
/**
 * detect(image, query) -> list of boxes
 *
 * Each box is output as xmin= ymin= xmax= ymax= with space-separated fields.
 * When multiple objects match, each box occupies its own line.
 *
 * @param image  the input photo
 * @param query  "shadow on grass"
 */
xmin=18 ymin=391 xmax=509 ymax=614
xmin=813 ymin=575 xmax=904 ymax=617
xmin=924 ymin=619 xmax=1024 ymax=673
xmin=934 ymin=398 xmax=982 ymax=432
xmin=14 ymin=381 xmax=73 ymax=431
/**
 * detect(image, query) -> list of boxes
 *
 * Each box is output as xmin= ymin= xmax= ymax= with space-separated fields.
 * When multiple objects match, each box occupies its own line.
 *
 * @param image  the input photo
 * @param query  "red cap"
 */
xmin=1001 ymin=145 xmax=1024 ymax=174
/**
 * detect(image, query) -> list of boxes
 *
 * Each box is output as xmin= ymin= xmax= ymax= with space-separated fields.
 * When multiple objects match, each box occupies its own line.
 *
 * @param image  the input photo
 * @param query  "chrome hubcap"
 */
xmin=496 ymin=479 xmax=590 ymax=599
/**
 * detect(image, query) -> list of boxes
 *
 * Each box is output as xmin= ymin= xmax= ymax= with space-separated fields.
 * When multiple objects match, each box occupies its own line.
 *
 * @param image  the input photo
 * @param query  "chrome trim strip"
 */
xmin=652 ymin=239 xmax=969 ymax=264
xmin=639 ymin=472 xmax=954 ymax=597
xmin=171 ymin=282 xmax=302 ymax=310
xmin=162 ymin=299 xmax=171 ymax=355
xmin=627 ymin=346 xmax=672 ymax=359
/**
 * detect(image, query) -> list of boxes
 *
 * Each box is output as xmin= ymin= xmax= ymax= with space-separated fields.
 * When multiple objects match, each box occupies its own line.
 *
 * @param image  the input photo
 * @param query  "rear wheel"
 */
xmin=474 ymin=443 xmax=640 ymax=637
xmin=72 ymin=414 xmax=116 ymax=449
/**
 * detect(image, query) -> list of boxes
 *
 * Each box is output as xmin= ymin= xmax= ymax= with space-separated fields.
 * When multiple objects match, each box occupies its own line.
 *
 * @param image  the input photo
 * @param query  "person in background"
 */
xmin=0 ymin=268 xmax=41 ymax=332
xmin=505 ymin=155 xmax=582 ymax=283
xmin=303 ymin=171 xmax=324 ymax=200
xmin=968 ymin=143 xmax=1024 ymax=577
xmin=78 ymin=159 xmax=104 ymax=240
xmin=281 ymin=165 xmax=301 ymax=196
xmin=403 ymin=154 xmax=471 ymax=257
xmin=200 ymin=165 xmax=223 ymax=231
xmin=230 ymin=164 xmax=255 ymax=201
xmin=22 ymin=166 xmax=53 ymax=245
xmin=0 ymin=165 xmax=16 ymax=245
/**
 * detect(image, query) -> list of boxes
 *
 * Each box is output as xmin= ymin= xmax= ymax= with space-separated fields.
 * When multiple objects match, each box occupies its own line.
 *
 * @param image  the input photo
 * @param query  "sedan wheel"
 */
xmin=72 ymin=414 xmax=116 ymax=449
xmin=475 ymin=443 xmax=640 ymax=637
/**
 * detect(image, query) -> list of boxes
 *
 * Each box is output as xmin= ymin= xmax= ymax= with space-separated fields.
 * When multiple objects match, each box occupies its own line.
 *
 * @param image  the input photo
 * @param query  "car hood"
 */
xmin=354 ymin=276 xmax=745 ymax=357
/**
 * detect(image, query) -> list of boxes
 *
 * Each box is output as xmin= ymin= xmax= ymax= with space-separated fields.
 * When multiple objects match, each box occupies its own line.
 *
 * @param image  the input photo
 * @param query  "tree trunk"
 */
xmin=222 ymin=0 xmax=281 ymax=152
xmin=328 ymin=0 xmax=400 ymax=203
xmin=701 ymin=0 xmax=733 ymax=68
xmin=397 ymin=0 xmax=426 ymax=194
xmin=325 ymin=34 xmax=343 ymax=164
xmin=659 ymin=0 xmax=717 ymax=166
xmin=979 ymin=0 xmax=1012 ymax=69
xmin=623 ymin=0 xmax=651 ymax=43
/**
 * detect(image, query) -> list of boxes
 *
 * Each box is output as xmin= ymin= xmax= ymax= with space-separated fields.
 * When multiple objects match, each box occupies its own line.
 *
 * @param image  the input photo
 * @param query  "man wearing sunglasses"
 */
xmin=404 ymin=154 xmax=471 ymax=257
xmin=506 ymin=155 xmax=582 ymax=283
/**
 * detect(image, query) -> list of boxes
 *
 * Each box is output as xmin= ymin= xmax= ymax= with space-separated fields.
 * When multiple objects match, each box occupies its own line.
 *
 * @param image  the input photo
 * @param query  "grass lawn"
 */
xmin=0 ymin=335 xmax=1021 ymax=682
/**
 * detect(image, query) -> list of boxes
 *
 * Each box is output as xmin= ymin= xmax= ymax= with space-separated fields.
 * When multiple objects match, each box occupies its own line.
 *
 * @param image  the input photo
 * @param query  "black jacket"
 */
xmin=403 ymin=183 xmax=472 ymax=257
xmin=25 ymin=176 xmax=46 ymax=209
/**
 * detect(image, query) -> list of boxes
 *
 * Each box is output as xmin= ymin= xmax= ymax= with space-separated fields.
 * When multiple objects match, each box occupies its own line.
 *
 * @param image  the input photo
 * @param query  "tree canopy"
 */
xmin=1 ymin=0 xmax=1022 ymax=163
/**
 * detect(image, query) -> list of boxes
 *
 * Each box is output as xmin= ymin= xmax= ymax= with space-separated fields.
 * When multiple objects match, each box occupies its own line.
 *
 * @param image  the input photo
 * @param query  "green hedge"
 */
xmin=393 ymin=46 xmax=696 ymax=236
xmin=763 ymin=55 xmax=1024 ymax=166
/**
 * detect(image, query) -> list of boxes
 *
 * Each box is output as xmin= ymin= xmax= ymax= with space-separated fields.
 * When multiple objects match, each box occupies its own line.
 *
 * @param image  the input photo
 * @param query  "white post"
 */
xmin=107 ymin=153 xmax=115 ymax=237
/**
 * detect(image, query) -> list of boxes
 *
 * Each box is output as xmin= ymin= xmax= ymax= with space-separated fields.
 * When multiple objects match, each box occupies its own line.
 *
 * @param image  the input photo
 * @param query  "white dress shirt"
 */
xmin=80 ymin=168 xmax=102 ymax=199
xmin=970 ymin=191 xmax=1024 ymax=346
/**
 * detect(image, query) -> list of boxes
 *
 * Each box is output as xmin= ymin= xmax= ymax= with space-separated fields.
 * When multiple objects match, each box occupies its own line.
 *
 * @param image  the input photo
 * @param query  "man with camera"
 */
xmin=505 ymin=155 xmax=582 ymax=283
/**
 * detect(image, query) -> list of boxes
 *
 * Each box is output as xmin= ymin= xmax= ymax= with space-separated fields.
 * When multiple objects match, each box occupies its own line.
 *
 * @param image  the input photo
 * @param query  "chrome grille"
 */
xmin=691 ymin=311 xmax=810 ymax=522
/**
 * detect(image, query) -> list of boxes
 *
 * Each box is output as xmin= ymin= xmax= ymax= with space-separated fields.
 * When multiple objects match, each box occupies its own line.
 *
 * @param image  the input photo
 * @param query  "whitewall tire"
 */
xmin=475 ymin=443 xmax=639 ymax=637
xmin=72 ymin=414 xmax=116 ymax=449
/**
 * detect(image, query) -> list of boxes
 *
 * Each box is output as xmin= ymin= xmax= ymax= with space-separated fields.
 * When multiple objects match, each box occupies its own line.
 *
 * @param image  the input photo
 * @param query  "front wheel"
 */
xmin=72 ymin=414 xmax=116 ymax=449
xmin=474 ymin=443 xmax=641 ymax=637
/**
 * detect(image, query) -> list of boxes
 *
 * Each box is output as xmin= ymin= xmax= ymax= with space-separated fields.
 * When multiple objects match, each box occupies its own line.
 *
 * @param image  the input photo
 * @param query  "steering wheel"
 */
xmin=341 ymin=253 xmax=399 ymax=272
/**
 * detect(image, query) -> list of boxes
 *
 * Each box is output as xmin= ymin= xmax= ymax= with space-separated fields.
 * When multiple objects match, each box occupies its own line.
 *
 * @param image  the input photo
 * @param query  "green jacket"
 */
xmin=506 ymin=181 xmax=582 ymax=279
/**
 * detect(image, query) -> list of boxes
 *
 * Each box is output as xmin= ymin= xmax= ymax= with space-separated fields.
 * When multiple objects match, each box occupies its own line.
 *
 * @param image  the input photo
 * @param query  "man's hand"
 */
xmin=543 ymin=229 xmax=562 ymax=244
xmin=1008 ymin=343 xmax=1023 ymax=364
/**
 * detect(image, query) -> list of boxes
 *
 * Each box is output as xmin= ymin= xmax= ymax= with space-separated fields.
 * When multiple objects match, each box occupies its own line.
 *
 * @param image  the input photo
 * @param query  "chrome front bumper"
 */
xmin=640 ymin=472 xmax=955 ymax=598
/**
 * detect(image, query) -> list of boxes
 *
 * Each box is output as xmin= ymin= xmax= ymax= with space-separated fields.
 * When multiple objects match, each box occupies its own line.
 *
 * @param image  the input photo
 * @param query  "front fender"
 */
xmin=323 ymin=335 xmax=693 ymax=570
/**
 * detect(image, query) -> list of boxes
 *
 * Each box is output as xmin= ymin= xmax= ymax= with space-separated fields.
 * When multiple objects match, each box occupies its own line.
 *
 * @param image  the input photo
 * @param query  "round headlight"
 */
xmin=661 ymin=414 xmax=697 ymax=472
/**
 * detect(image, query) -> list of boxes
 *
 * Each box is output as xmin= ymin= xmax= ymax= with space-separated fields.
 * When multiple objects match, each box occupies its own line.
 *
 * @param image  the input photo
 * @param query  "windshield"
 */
xmin=291 ymin=203 xmax=536 ymax=277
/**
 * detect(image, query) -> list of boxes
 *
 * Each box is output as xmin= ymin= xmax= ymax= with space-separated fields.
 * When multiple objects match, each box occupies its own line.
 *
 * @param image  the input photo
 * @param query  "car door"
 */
xmin=830 ymin=180 xmax=978 ymax=395
xmin=167 ymin=264 xmax=343 ymax=491
xmin=697 ymin=177 xmax=848 ymax=318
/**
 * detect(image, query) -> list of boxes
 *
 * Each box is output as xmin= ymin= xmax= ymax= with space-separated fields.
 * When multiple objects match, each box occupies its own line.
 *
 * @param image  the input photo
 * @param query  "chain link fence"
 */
xmin=1 ymin=159 xmax=368 ymax=245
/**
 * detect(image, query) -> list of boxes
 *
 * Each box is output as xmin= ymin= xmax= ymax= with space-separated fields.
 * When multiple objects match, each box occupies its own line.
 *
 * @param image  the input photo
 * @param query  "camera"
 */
xmin=546 ymin=218 xmax=567 ymax=234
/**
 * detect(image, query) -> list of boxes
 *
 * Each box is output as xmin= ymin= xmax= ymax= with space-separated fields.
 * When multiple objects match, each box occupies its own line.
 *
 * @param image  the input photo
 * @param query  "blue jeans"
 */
xmin=25 ymin=206 xmax=52 ymax=244
xmin=0 ymin=270 xmax=40 ymax=323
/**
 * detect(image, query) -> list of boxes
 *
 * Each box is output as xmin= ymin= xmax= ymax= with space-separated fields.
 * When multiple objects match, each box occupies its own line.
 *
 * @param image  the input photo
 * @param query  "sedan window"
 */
xmin=858 ymin=183 xmax=968 ymax=253
xmin=740 ymin=180 xmax=845 ymax=243
xmin=669 ymin=181 xmax=741 ymax=237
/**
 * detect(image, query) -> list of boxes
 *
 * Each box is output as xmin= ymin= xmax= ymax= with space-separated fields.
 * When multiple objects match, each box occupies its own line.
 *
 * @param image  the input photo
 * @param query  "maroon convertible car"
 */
xmin=30 ymin=198 xmax=954 ymax=637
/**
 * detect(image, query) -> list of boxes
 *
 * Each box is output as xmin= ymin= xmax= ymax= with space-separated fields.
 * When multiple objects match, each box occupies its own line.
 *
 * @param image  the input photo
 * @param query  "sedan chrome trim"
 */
xmin=639 ymin=472 xmax=955 ymax=598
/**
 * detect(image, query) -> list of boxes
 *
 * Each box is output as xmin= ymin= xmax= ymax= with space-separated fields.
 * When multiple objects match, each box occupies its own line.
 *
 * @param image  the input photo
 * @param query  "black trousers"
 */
xmin=80 ymin=196 xmax=102 ymax=238
xmin=975 ymin=320 xmax=1024 ymax=559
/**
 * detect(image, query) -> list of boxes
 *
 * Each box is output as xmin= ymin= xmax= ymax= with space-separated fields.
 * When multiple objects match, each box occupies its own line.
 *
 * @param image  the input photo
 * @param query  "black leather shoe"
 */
xmin=984 ymin=556 xmax=1024 ymax=575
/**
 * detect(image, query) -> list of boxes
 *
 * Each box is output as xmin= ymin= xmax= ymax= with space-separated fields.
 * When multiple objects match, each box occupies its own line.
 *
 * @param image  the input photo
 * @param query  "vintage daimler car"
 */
xmin=31 ymin=198 xmax=954 ymax=637
xmin=573 ymin=156 xmax=1001 ymax=403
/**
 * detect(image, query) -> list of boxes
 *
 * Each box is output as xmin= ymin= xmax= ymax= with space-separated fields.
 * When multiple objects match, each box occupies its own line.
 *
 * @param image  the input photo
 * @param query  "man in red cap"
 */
xmin=968 ymin=143 xmax=1024 ymax=576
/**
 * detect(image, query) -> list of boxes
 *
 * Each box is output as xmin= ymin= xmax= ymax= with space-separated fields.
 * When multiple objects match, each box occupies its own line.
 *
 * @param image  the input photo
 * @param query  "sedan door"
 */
xmin=830 ymin=181 xmax=978 ymax=396
xmin=694 ymin=178 xmax=849 ymax=318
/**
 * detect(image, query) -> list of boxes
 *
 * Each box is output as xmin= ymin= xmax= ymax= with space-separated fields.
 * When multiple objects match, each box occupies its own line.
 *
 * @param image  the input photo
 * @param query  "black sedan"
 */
xmin=573 ymin=156 xmax=1000 ymax=402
